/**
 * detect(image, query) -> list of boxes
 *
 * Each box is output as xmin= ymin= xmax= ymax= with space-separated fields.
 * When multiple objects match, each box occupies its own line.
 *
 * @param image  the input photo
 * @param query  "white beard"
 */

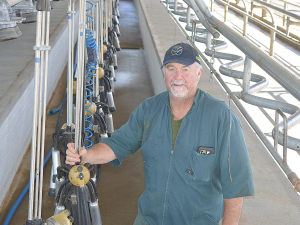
xmin=170 ymin=80 xmax=189 ymax=98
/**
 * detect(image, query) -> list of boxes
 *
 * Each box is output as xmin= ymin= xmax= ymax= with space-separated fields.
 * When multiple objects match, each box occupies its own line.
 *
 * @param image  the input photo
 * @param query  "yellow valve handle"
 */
xmin=46 ymin=210 xmax=72 ymax=225
xmin=69 ymin=165 xmax=90 ymax=188
xmin=98 ymin=66 xmax=104 ymax=78
xmin=85 ymin=101 xmax=96 ymax=117
xmin=61 ymin=123 xmax=75 ymax=130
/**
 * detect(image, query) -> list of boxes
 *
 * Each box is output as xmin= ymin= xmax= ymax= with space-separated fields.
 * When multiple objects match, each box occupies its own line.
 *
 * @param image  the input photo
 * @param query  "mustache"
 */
xmin=170 ymin=80 xmax=187 ymax=86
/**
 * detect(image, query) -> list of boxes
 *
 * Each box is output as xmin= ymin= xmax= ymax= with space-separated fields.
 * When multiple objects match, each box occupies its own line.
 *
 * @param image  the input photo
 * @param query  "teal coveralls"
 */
xmin=101 ymin=89 xmax=255 ymax=225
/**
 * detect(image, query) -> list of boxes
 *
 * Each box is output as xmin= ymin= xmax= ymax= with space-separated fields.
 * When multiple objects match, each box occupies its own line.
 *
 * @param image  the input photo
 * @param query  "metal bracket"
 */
xmin=33 ymin=45 xmax=52 ymax=51
xmin=78 ymin=24 xmax=87 ymax=29
xmin=67 ymin=11 xmax=76 ymax=14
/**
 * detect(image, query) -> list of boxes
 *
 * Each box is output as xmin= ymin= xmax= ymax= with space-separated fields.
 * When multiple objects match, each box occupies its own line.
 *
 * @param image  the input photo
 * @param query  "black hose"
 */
xmin=58 ymin=181 xmax=73 ymax=206
xmin=80 ymin=187 xmax=92 ymax=225
xmin=76 ymin=186 xmax=83 ymax=225
xmin=94 ymin=113 xmax=107 ymax=133
xmin=90 ymin=178 xmax=99 ymax=198
xmin=55 ymin=91 xmax=68 ymax=133
xmin=86 ymin=181 xmax=96 ymax=202
xmin=55 ymin=129 xmax=65 ymax=150
xmin=95 ymin=164 xmax=102 ymax=186
xmin=55 ymin=179 xmax=69 ymax=204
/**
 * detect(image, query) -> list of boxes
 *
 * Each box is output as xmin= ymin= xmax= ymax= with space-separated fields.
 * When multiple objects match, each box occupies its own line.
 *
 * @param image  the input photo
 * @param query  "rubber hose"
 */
xmin=58 ymin=182 xmax=73 ymax=206
xmin=55 ymin=179 xmax=69 ymax=204
xmin=80 ymin=187 xmax=92 ymax=225
xmin=86 ymin=181 xmax=96 ymax=202
xmin=55 ymin=91 xmax=67 ymax=133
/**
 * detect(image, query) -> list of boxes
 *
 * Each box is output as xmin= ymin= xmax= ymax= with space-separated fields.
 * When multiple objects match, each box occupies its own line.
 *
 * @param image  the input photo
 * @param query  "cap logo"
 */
xmin=171 ymin=45 xmax=183 ymax=56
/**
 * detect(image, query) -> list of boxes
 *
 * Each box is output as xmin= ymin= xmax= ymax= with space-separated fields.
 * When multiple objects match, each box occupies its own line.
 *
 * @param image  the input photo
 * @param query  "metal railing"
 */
xmin=211 ymin=0 xmax=300 ymax=56
xmin=162 ymin=0 xmax=300 ymax=191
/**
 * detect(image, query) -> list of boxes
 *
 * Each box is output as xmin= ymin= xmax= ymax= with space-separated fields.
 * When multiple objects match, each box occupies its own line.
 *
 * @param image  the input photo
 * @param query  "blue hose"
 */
xmin=49 ymin=105 xmax=61 ymax=116
xmin=85 ymin=0 xmax=97 ymax=149
xmin=3 ymin=149 xmax=52 ymax=225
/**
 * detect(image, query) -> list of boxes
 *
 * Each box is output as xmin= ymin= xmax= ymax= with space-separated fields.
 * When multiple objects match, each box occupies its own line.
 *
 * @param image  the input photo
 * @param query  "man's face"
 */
xmin=164 ymin=62 xmax=202 ymax=99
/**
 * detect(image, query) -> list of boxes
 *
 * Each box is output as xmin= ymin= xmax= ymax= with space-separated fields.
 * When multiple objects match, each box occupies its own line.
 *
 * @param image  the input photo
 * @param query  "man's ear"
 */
xmin=197 ymin=66 xmax=203 ymax=81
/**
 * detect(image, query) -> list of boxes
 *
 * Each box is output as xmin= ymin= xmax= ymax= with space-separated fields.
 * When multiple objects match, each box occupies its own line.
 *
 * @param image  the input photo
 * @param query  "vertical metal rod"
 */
xmin=283 ymin=2 xmax=287 ymax=26
xmin=28 ymin=10 xmax=42 ymax=221
xmin=105 ymin=0 xmax=108 ymax=44
xmin=75 ymin=0 xmax=86 ymax=152
xmin=100 ymin=0 xmax=103 ymax=65
xmin=206 ymin=32 xmax=212 ymax=49
xmin=34 ymin=10 xmax=46 ymax=218
xmin=110 ymin=0 xmax=113 ymax=28
xmin=270 ymin=29 xmax=275 ymax=56
xmin=242 ymin=56 xmax=252 ymax=94
xmin=38 ymin=10 xmax=51 ymax=218
xmin=67 ymin=0 xmax=74 ymax=127
xmin=35 ymin=10 xmax=48 ymax=218
xmin=282 ymin=114 xmax=288 ymax=165
xmin=243 ymin=14 xmax=248 ymax=36
xmin=262 ymin=0 xmax=267 ymax=17
xmin=174 ymin=0 xmax=178 ymax=11
xmin=224 ymin=0 xmax=229 ymax=22
xmin=95 ymin=0 xmax=100 ymax=97
xmin=275 ymin=109 xmax=288 ymax=164
xmin=186 ymin=6 xmax=191 ymax=27
xmin=275 ymin=112 xmax=279 ymax=151
xmin=192 ymin=20 xmax=196 ymax=44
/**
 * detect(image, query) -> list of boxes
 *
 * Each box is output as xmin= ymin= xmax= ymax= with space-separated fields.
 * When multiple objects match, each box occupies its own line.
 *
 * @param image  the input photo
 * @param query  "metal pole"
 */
xmin=75 ymin=0 xmax=87 ymax=153
xmin=67 ymin=0 xmax=75 ymax=127
xmin=95 ymin=0 xmax=100 ymax=98
xmin=38 ymin=9 xmax=51 ymax=218
xmin=100 ymin=0 xmax=104 ymax=65
xmin=242 ymin=56 xmax=252 ymax=94
xmin=34 ymin=10 xmax=46 ymax=218
xmin=105 ymin=0 xmax=108 ymax=44
xmin=28 ymin=10 xmax=42 ymax=221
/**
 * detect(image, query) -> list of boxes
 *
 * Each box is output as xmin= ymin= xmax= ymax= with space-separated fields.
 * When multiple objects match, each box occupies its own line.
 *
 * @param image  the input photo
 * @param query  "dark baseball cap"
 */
xmin=161 ymin=42 xmax=201 ymax=69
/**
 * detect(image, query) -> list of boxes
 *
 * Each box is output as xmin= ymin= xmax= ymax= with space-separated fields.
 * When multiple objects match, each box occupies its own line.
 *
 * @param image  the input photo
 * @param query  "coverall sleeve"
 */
xmin=218 ymin=109 xmax=255 ymax=199
xmin=100 ymin=102 xmax=145 ymax=167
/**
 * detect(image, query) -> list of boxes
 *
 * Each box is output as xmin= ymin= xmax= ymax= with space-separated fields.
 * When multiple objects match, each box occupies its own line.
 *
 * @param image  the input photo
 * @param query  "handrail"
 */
xmin=215 ymin=0 xmax=300 ymax=55
xmin=270 ymin=0 xmax=300 ymax=11
xmin=250 ymin=2 xmax=277 ymax=55
xmin=252 ymin=0 xmax=300 ymax=21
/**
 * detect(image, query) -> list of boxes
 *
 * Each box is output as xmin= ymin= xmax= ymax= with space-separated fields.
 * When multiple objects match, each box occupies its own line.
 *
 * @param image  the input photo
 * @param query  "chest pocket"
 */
xmin=142 ymin=135 xmax=163 ymax=168
xmin=185 ymin=149 xmax=216 ymax=182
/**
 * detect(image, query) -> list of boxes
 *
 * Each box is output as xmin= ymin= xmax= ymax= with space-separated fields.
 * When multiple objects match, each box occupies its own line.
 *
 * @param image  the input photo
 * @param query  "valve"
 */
xmin=98 ymin=66 xmax=104 ymax=78
xmin=45 ymin=210 xmax=73 ymax=225
xmin=69 ymin=165 xmax=90 ymax=188
xmin=85 ymin=101 xmax=96 ymax=117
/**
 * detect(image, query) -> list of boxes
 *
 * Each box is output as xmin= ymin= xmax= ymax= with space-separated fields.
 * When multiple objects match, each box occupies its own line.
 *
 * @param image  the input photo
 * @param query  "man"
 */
xmin=66 ymin=42 xmax=255 ymax=225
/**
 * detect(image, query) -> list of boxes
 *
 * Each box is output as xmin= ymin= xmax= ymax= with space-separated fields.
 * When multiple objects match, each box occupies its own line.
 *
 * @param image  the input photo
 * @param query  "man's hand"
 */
xmin=65 ymin=143 xmax=88 ymax=165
